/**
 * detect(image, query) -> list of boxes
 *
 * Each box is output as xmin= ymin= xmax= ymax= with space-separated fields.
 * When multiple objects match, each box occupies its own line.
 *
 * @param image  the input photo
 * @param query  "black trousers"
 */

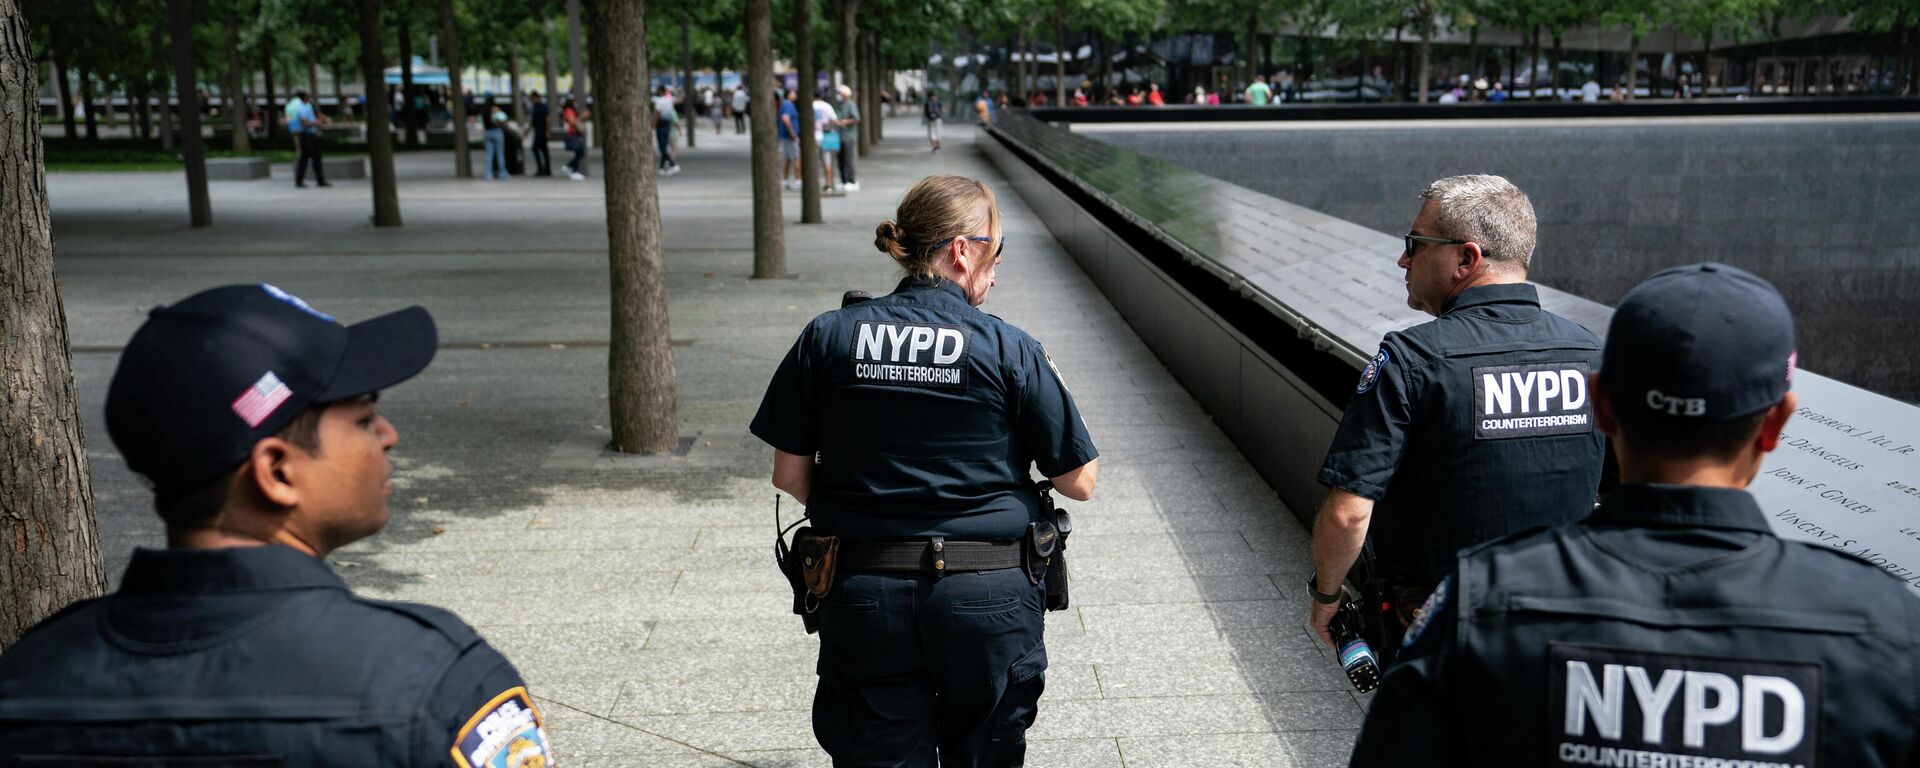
xmin=813 ymin=567 xmax=1046 ymax=767
xmin=836 ymin=138 xmax=856 ymax=184
xmin=735 ymin=112 xmax=747 ymax=133
xmin=530 ymin=132 xmax=551 ymax=175
xmin=295 ymin=132 xmax=325 ymax=185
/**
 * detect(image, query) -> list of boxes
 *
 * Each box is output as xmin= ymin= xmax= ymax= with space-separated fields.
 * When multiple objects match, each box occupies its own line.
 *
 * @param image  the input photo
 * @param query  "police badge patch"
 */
xmin=452 ymin=687 xmax=556 ymax=768
xmin=1401 ymin=575 xmax=1449 ymax=648
xmin=1356 ymin=347 xmax=1390 ymax=394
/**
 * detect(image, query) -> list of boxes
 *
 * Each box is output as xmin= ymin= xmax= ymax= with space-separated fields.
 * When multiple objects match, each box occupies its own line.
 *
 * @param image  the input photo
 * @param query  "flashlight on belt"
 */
xmin=1329 ymin=600 xmax=1381 ymax=693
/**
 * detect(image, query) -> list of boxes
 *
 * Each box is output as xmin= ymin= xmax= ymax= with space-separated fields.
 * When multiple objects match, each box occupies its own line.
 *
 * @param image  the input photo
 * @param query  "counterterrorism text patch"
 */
xmin=1471 ymin=361 xmax=1594 ymax=440
xmin=1548 ymin=643 xmax=1820 ymax=768
xmin=851 ymin=320 xmax=970 ymax=390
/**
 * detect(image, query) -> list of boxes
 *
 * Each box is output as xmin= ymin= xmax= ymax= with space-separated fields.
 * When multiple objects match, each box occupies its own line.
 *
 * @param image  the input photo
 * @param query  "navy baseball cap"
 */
xmin=1599 ymin=263 xmax=1796 ymax=422
xmin=105 ymin=284 xmax=437 ymax=499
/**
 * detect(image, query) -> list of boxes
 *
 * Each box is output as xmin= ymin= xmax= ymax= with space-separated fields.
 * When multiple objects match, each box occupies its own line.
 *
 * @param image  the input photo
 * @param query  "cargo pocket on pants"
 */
xmin=985 ymin=642 xmax=1047 ymax=767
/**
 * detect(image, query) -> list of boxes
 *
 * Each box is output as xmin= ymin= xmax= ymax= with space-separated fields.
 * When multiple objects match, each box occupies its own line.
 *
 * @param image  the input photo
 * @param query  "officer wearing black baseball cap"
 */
xmin=1348 ymin=263 xmax=1920 ymax=766
xmin=0 ymin=284 xmax=557 ymax=766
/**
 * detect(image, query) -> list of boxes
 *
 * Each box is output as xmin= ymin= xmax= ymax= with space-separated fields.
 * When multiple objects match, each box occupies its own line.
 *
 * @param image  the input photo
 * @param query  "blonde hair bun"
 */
xmin=874 ymin=220 xmax=910 ymax=263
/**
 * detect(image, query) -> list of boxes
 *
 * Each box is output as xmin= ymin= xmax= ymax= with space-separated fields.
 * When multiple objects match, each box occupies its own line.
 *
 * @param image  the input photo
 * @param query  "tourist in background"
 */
xmin=528 ymin=91 xmax=551 ymax=177
xmin=562 ymin=97 xmax=587 ymax=181
xmin=1147 ymin=83 xmax=1165 ymax=106
xmin=923 ymin=91 xmax=944 ymax=153
xmin=1246 ymin=74 xmax=1272 ymax=105
xmin=813 ymin=91 xmax=841 ymax=193
xmin=732 ymin=86 xmax=750 ymax=134
xmin=780 ymin=89 xmax=802 ymax=189
xmin=285 ymin=90 xmax=329 ymax=189
xmin=482 ymin=99 xmax=510 ymax=180
xmin=835 ymin=84 xmax=860 ymax=192
xmin=652 ymin=86 xmax=682 ymax=177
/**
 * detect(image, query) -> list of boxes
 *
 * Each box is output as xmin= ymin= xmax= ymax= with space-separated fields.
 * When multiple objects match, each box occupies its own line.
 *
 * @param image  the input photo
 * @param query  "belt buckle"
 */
xmin=930 ymin=536 xmax=946 ymax=578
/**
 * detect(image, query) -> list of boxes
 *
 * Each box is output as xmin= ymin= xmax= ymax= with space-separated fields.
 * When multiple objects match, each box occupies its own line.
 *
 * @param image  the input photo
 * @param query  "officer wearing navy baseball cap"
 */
xmin=1349 ymin=263 xmax=1920 ymax=767
xmin=0 ymin=284 xmax=558 ymax=766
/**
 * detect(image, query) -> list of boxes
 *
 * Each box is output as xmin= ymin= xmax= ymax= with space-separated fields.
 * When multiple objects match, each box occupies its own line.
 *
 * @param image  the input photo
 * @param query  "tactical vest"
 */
xmin=1449 ymin=525 xmax=1919 ymax=767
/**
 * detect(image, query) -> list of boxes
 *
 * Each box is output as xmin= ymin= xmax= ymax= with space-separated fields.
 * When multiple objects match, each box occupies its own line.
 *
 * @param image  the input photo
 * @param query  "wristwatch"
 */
xmin=1307 ymin=575 xmax=1343 ymax=605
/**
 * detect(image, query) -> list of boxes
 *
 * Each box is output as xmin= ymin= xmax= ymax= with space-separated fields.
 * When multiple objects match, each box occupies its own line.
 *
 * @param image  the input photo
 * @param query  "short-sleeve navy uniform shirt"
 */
xmin=752 ymin=276 xmax=1098 ymax=542
xmin=1317 ymin=283 xmax=1607 ymax=586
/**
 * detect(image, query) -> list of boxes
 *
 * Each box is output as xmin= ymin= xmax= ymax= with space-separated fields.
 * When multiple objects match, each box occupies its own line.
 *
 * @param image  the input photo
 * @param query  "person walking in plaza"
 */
xmin=708 ymin=87 xmax=725 ymax=134
xmin=779 ymin=89 xmax=802 ymax=189
xmin=528 ymin=90 xmax=552 ymax=176
xmin=1348 ymin=263 xmax=1920 ymax=767
xmin=0 ymin=284 xmax=556 ymax=766
xmin=652 ymin=85 xmax=682 ymax=177
xmin=731 ymin=85 xmax=750 ymax=134
xmin=1245 ymin=74 xmax=1272 ymax=105
xmin=812 ymin=91 xmax=840 ymax=193
xmin=1305 ymin=175 xmax=1607 ymax=665
xmin=835 ymin=84 xmax=860 ymax=192
xmin=285 ymin=91 xmax=329 ymax=188
xmin=752 ymin=175 xmax=1099 ymax=766
xmin=482 ymin=99 xmax=510 ymax=180
xmin=924 ymin=91 xmax=944 ymax=153
xmin=562 ymin=97 xmax=588 ymax=181
xmin=974 ymin=91 xmax=992 ymax=124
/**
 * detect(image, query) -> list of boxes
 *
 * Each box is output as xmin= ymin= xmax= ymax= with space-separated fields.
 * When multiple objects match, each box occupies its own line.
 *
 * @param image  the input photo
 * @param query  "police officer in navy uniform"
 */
xmin=0 ymin=284 xmax=556 ymax=767
xmin=1307 ymin=175 xmax=1607 ymax=657
xmin=751 ymin=174 xmax=1098 ymax=766
xmin=1350 ymin=263 xmax=1920 ymax=767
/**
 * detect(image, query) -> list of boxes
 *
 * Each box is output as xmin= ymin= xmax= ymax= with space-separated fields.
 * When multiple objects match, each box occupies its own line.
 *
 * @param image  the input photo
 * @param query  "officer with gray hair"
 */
xmin=1349 ymin=263 xmax=1920 ymax=767
xmin=1305 ymin=174 xmax=1609 ymax=664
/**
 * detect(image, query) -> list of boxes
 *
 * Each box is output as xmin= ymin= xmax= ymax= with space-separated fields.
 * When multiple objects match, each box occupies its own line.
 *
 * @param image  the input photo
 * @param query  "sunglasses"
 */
xmin=932 ymin=235 xmax=1004 ymax=260
xmin=1403 ymin=233 xmax=1468 ymax=257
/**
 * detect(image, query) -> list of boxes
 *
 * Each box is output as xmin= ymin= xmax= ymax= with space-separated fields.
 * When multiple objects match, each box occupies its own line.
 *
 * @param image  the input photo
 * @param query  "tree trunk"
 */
xmin=262 ymin=35 xmax=278 ymax=139
xmin=358 ymin=0 xmax=401 ymax=226
xmin=746 ymin=0 xmax=785 ymax=278
xmin=1626 ymin=33 xmax=1640 ymax=100
xmin=153 ymin=24 xmax=173 ymax=151
xmin=794 ymin=0 xmax=820 ymax=222
xmin=331 ymin=62 xmax=344 ymax=120
xmin=1530 ymin=25 xmax=1542 ymax=100
xmin=681 ymin=12 xmax=693 ymax=149
xmin=1244 ymin=6 xmax=1257 ymax=93
xmin=1098 ymin=32 xmax=1112 ymax=101
xmin=0 ymin=0 xmax=111 ymax=652
xmin=1015 ymin=27 xmax=1027 ymax=96
xmin=77 ymin=64 xmax=95 ymax=140
xmin=865 ymin=33 xmax=880 ymax=145
xmin=51 ymin=48 xmax=74 ymax=140
xmin=168 ymin=0 xmax=209 ymax=226
xmin=440 ymin=0 xmax=470 ymax=177
xmin=566 ymin=0 xmax=589 ymax=176
xmin=224 ymin=11 xmax=249 ymax=153
xmin=586 ymin=0 xmax=679 ymax=455
xmin=1906 ymin=21 xmax=1917 ymax=96
xmin=508 ymin=46 xmax=524 ymax=126
xmin=307 ymin=43 xmax=320 ymax=103
xmin=543 ymin=18 xmax=559 ymax=134
xmin=1550 ymin=31 xmax=1563 ymax=100
xmin=1056 ymin=6 xmax=1068 ymax=106
xmin=839 ymin=0 xmax=860 ymax=159
xmin=399 ymin=17 xmax=418 ymax=147
xmin=1416 ymin=16 xmax=1431 ymax=103
xmin=1506 ymin=38 xmax=1516 ymax=89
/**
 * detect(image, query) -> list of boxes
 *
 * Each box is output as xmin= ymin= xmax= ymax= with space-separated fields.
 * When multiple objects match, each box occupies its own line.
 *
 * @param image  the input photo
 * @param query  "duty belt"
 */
xmin=840 ymin=537 xmax=1024 ymax=574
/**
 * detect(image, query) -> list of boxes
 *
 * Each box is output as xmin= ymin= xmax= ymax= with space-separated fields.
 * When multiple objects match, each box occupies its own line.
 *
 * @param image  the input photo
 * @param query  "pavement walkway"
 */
xmin=50 ymin=117 xmax=1363 ymax=767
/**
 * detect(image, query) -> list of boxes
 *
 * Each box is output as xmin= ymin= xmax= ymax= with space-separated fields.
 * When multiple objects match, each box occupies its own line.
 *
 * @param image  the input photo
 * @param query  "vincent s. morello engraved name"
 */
xmin=1765 ymin=468 xmax=1881 ymax=515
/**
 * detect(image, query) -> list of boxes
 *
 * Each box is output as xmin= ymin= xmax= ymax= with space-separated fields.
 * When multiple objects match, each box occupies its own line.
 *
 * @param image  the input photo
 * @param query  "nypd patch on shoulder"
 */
xmin=1401 ymin=575 xmax=1449 ymax=648
xmin=452 ymin=687 xmax=555 ymax=768
xmin=1356 ymin=347 xmax=1390 ymax=394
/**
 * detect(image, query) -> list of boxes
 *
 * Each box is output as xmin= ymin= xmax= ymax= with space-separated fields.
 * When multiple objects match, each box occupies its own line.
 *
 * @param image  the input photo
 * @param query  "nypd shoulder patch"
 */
xmin=1401 ymin=575 xmax=1450 ymax=648
xmin=451 ymin=687 xmax=555 ymax=768
xmin=1355 ymin=347 xmax=1390 ymax=394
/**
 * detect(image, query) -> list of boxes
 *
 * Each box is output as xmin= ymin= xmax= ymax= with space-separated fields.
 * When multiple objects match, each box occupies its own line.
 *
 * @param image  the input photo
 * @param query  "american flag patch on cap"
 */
xmin=231 ymin=372 xmax=293 ymax=428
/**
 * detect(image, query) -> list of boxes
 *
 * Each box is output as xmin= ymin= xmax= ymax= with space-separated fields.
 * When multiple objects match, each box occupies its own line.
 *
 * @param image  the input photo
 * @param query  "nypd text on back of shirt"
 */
xmin=1472 ymin=361 xmax=1594 ymax=439
xmin=852 ymin=320 xmax=970 ymax=389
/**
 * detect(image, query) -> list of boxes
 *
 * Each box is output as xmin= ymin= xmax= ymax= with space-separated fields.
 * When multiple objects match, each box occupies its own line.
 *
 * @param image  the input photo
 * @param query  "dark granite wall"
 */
xmin=1086 ymin=118 xmax=1920 ymax=401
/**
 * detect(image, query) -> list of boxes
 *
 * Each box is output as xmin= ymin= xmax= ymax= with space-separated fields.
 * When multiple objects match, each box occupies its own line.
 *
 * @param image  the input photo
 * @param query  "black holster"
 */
xmin=1346 ymin=540 xmax=1408 ymax=667
xmin=1035 ymin=483 xmax=1073 ymax=611
xmin=775 ymin=512 xmax=838 ymax=635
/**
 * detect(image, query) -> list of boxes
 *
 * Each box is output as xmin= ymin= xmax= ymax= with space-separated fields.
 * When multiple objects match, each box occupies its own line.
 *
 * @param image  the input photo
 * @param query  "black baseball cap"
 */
xmin=1599 ymin=263 xmax=1795 ymax=422
xmin=105 ymin=284 xmax=437 ymax=499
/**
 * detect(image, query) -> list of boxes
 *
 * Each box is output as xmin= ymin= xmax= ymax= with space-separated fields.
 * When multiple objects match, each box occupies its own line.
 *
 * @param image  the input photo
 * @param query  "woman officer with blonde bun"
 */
xmin=752 ymin=174 xmax=1099 ymax=766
